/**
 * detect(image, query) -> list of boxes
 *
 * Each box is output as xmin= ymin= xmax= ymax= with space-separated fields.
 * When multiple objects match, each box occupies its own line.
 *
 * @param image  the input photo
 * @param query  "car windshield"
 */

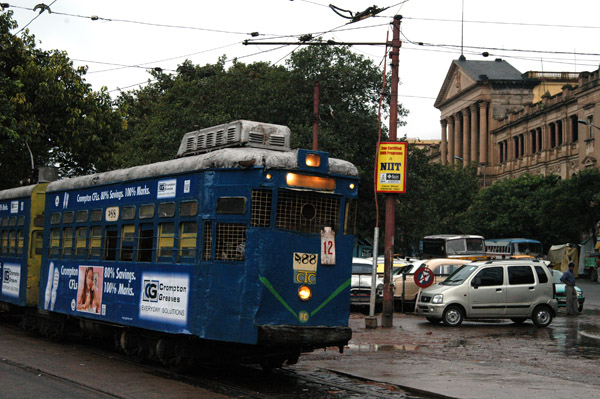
xmin=440 ymin=264 xmax=479 ymax=285
xmin=352 ymin=264 xmax=373 ymax=274
xmin=552 ymin=270 xmax=563 ymax=284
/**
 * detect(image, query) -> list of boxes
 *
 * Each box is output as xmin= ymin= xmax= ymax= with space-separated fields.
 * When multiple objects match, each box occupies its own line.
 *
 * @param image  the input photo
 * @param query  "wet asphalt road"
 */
xmin=0 ymin=279 xmax=598 ymax=398
xmin=299 ymin=278 xmax=600 ymax=392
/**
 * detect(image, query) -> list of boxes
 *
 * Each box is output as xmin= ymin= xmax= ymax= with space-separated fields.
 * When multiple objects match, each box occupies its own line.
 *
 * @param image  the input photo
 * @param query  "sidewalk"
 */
xmin=298 ymin=356 xmax=600 ymax=399
xmin=296 ymin=309 xmax=600 ymax=399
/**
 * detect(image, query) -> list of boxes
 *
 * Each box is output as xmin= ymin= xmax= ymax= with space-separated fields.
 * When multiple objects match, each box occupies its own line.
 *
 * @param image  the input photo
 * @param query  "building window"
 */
xmin=549 ymin=123 xmax=556 ymax=148
xmin=570 ymin=115 xmax=579 ymax=142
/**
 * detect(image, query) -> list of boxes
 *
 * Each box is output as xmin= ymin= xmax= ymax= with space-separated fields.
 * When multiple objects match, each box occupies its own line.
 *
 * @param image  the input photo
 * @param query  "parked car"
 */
xmin=551 ymin=269 xmax=585 ymax=312
xmin=416 ymin=259 xmax=558 ymax=327
xmin=393 ymin=258 xmax=471 ymax=310
xmin=350 ymin=258 xmax=384 ymax=307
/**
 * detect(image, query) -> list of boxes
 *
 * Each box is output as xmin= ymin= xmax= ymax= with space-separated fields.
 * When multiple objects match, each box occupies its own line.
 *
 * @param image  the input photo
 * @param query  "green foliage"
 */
xmin=0 ymin=11 xmax=122 ymax=188
xmin=394 ymin=148 xmax=480 ymax=254
xmin=460 ymin=169 xmax=600 ymax=251
xmin=113 ymin=45 xmax=406 ymax=238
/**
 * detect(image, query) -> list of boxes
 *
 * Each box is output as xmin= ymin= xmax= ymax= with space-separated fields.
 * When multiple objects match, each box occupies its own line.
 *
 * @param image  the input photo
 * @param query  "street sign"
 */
xmin=414 ymin=267 xmax=434 ymax=288
xmin=375 ymin=142 xmax=407 ymax=193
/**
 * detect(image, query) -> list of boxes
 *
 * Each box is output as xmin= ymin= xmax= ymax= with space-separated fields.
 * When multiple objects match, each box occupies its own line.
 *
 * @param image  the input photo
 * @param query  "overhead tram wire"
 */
xmin=15 ymin=0 xmax=57 ymax=34
xmin=8 ymin=3 xmax=269 ymax=36
xmin=401 ymin=15 xmax=600 ymax=30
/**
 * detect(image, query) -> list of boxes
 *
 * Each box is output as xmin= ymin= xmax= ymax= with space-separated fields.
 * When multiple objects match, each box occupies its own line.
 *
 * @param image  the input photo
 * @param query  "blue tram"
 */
xmin=1 ymin=121 xmax=359 ymax=368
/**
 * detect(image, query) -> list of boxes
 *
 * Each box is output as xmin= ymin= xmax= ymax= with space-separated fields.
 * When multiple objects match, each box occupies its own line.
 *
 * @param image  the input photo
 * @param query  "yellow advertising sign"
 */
xmin=376 ymin=142 xmax=407 ymax=193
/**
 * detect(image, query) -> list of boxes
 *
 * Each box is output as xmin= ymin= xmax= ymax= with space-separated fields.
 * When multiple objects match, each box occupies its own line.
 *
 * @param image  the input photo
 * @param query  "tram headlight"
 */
xmin=305 ymin=153 xmax=321 ymax=167
xmin=298 ymin=285 xmax=312 ymax=301
xmin=349 ymin=183 xmax=355 ymax=190
xmin=286 ymin=173 xmax=335 ymax=190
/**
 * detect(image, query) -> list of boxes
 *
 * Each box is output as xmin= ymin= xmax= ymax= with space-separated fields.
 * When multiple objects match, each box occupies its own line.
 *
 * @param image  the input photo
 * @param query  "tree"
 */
xmin=0 ymin=11 xmax=122 ymax=189
xmin=114 ymin=45 xmax=408 ymax=238
xmin=393 ymin=148 xmax=480 ymax=255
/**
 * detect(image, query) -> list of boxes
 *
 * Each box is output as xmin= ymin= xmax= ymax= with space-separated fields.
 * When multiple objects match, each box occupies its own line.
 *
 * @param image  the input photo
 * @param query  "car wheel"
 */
xmin=442 ymin=305 xmax=464 ymax=327
xmin=510 ymin=318 xmax=527 ymax=324
xmin=532 ymin=305 xmax=553 ymax=327
xmin=426 ymin=317 xmax=441 ymax=324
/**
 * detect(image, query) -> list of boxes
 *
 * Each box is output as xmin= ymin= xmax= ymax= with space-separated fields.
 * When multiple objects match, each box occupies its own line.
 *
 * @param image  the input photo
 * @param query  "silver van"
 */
xmin=416 ymin=259 xmax=558 ymax=327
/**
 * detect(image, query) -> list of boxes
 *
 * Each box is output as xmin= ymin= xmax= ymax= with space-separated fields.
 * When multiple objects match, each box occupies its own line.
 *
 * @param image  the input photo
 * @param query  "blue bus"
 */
xmin=2 ymin=121 xmax=359 ymax=369
xmin=485 ymin=238 xmax=543 ymax=259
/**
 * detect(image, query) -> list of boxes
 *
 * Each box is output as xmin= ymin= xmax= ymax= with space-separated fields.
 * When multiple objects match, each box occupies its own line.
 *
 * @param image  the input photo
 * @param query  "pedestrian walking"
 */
xmin=560 ymin=262 xmax=578 ymax=315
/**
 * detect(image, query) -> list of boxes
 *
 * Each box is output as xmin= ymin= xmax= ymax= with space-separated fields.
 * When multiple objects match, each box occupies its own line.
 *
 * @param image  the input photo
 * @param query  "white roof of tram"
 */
xmin=46 ymin=148 xmax=359 ymax=193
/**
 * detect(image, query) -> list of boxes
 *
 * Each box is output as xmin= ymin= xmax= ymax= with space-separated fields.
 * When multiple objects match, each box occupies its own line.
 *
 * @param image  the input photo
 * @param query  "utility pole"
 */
xmin=313 ymin=80 xmax=319 ymax=150
xmin=382 ymin=15 xmax=402 ymax=328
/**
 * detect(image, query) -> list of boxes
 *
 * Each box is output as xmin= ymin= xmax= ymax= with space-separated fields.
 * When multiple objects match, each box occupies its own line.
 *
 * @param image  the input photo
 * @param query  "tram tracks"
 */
xmin=0 ymin=316 xmax=424 ymax=398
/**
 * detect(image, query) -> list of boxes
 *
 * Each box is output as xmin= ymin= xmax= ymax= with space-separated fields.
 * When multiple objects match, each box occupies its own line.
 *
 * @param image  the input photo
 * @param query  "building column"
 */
xmin=479 ymin=101 xmax=488 ymax=165
xmin=448 ymin=116 xmax=455 ymax=164
xmin=462 ymin=109 xmax=470 ymax=165
xmin=470 ymin=104 xmax=478 ymax=164
xmin=440 ymin=120 xmax=448 ymax=165
xmin=454 ymin=113 xmax=462 ymax=165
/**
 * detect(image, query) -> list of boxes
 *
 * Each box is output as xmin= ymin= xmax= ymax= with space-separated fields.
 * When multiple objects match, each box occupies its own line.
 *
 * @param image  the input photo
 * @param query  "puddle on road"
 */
xmin=347 ymin=343 xmax=424 ymax=353
xmin=549 ymin=317 xmax=600 ymax=358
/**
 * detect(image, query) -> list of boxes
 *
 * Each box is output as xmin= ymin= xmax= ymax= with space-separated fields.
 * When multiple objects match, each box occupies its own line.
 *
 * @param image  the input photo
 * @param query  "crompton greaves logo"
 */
xmin=139 ymin=273 xmax=189 ymax=326
xmin=142 ymin=280 xmax=159 ymax=302
xmin=157 ymin=179 xmax=176 ymax=199
xmin=2 ymin=263 xmax=21 ymax=298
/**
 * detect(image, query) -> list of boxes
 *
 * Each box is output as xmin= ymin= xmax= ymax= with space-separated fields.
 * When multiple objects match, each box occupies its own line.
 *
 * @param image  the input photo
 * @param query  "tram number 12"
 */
xmin=321 ymin=226 xmax=336 ymax=265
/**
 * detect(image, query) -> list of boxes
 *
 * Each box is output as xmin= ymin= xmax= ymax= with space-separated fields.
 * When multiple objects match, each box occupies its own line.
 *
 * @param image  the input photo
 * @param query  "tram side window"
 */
xmin=62 ymin=227 xmax=74 ymax=257
xmin=250 ymin=190 xmax=272 ymax=227
xmin=31 ymin=230 xmax=43 ymax=256
xmin=139 ymin=204 xmax=155 ymax=219
xmin=9 ymin=230 xmax=16 ymax=255
xmin=344 ymin=199 xmax=357 ymax=235
xmin=137 ymin=224 xmax=154 ymax=262
xmin=75 ymin=227 xmax=87 ymax=257
xmin=179 ymin=221 xmax=197 ymax=261
xmin=158 ymin=202 xmax=175 ymax=218
xmin=122 ymin=206 xmax=136 ymax=220
xmin=50 ymin=212 xmax=61 ymax=225
xmin=90 ymin=209 xmax=103 ymax=222
xmin=158 ymin=222 xmax=175 ymax=259
xmin=104 ymin=227 xmax=119 ymax=261
xmin=63 ymin=211 xmax=74 ymax=224
xmin=180 ymin=200 xmax=198 ymax=217
xmin=215 ymin=223 xmax=246 ymax=261
xmin=217 ymin=197 xmax=247 ymax=214
xmin=1 ymin=230 xmax=8 ymax=255
xmin=17 ymin=230 xmax=24 ymax=255
xmin=120 ymin=225 xmax=135 ymax=261
xmin=50 ymin=228 xmax=60 ymax=256
xmin=76 ymin=210 xmax=88 ymax=223
xmin=89 ymin=226 xmax=102 ymax=258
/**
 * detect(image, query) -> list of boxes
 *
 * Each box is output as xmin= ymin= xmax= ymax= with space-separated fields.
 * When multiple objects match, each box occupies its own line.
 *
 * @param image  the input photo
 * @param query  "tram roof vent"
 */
xmin=176 ymin=120 xmax=291 ymax=158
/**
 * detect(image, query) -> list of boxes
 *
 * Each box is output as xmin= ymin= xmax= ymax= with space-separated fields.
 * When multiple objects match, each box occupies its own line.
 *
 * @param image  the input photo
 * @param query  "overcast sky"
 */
xmin=6 ymin=0 xmax=600 ymax=141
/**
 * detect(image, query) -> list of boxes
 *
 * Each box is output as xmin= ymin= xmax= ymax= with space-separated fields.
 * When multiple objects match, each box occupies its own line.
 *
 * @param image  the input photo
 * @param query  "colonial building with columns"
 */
xmin=433 ymin=56 xmax=600 ymax=185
